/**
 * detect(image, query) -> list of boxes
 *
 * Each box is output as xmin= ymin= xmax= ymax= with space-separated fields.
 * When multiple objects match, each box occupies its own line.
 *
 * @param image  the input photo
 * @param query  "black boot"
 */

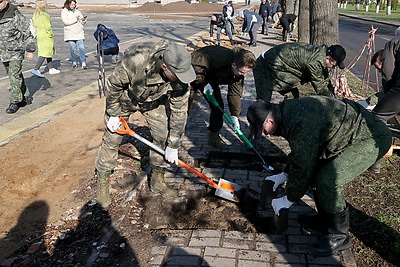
xmin=298 ymin=212 xmax=327 ymax=233
xmin=6 ymin=103 xmax=20 ymax=114
xmin=298 ymin=190 xmax=327 ymax=233
xmin=309 ymin=206 xmax=351 ymax=257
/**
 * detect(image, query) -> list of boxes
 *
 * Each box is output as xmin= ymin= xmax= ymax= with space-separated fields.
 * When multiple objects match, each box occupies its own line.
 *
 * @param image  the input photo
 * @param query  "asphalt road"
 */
xmin=339 ymin=15 xmax=398 ymax=78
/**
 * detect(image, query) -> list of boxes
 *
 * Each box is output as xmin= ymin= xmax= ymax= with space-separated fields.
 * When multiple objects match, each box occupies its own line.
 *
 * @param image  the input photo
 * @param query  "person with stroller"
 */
xmin=94 ymin=23 xmax=120 ymax=64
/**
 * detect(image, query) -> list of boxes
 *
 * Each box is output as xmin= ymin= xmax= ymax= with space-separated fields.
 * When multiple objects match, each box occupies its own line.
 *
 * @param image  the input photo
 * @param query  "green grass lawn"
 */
xmin=339 ymin=3 xmax=400 ymax=22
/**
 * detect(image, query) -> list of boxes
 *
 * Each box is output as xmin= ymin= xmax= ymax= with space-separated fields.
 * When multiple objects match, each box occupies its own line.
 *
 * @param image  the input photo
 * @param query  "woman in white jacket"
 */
xmin=61 ymin=0 xmax=87 ymax=69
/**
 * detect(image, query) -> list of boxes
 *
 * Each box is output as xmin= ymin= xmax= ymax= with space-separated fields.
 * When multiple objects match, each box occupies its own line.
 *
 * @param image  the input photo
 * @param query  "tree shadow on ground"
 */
xmin=349 ymin=204 xmax=400 ymax=266
xmin=5 ymin=201 xmax=139 ymax=266
xmin=162 ymin=247 xmax=210 ymax=266
xmin=0 ymin=201 xmax=49 ymax=264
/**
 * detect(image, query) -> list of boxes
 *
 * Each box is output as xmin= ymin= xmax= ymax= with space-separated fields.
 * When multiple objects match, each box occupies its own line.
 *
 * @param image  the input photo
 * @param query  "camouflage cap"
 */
xmin=247 ymin=100 xmax=274 ymax=139
xmin=163 ymin=44 xmax=195 ymax=84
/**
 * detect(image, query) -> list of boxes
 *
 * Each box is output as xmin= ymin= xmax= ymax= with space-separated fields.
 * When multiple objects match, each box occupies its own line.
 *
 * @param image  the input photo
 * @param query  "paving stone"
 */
xmin=222 ymin=240 xmax=254 ymax=250
xmin=288 ymin=235 xmax=319 ymax=244
xmin=204 ymin=247 xmax=236 ymax=258
xmin=238 ymin=249 xmax=270 ymax=261
xmin=171 ymin=247 xmax=203 ymax=257
xmin=238 ymin=259 xmax=268 ymax=266
xmin=165 ymin=255 xmax=202 ymax=266
xmin=288 ymin=243 xmax=310 ymax=254
xmin=160 ymin=230 xmax=191 ymax=246
xmin=341 ymin=248 xmax=358 ymax=267
xmin=274 ymin=253 xmax=307 ymax=264
xmin=150 ymin=245 xmax=168 ymax=255
xmin=256 ymin=242 xmax=287 ymax=253
xmin=202 ymin=256 xmax=236 ymax=267
xmin=189 ymin=237 xmax=220 ymax=247
xmin=255 ymin=233 xmax=286 ymax=243
xmin=274 ymin=264 xmax=305 ymax=267
xmin=224 ymin=231 xmax=254 ymax=240
xmin=284 ymin=226 xmax=302 ymax=235
xmin=192 ymin=229 xmax=222 ymax=238
xmin=148 ymin=254 xmax=164 ymax=265
xmin=307 ymin=253 xmax=342 ymax=265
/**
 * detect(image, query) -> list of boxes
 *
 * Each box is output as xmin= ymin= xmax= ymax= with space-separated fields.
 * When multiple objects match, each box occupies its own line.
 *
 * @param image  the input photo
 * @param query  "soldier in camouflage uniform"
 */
xmin=247 ymin=97 xmax=391 ymax=256
xmin=95 ymin=40 xmax=195 ymax=208
xmin=0 ymin=0 xmax=36 ymax=113
xmin=190 ymin=46 xmax=256 ymax=148
xmin=253 ymin=43 xmax=346 ymax=101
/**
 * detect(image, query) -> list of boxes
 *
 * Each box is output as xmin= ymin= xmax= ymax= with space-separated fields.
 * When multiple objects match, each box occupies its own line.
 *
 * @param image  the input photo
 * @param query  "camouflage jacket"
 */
xmin=0 ymin=4 xmax=36 ymax=62
xmin=106 ymin=40 xmax=190 ymax=149
xmin=275 ymin=96 xmax=390 ymax=202
xmin=191 ymin=46 xmax=244 ymax=116
xmin=262 ymin=42 xmax=334 ymax=97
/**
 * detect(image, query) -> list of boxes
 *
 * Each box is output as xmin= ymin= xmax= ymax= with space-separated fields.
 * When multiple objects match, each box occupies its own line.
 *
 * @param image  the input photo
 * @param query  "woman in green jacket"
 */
xmin=31 ymin=0 xmax=60 ymax=78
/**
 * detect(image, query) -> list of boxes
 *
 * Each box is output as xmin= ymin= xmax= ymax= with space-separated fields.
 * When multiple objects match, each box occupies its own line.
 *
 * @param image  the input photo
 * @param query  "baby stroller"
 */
xmin=94 ymin=24 xmax=120 ymax=98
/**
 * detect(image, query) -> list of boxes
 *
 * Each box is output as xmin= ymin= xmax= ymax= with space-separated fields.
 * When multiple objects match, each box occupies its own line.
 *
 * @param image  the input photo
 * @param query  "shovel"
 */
xmin=203 ymin=86 xmax=272 ymax=172
xmin=116 ymin=117 xmax=242 ymax=202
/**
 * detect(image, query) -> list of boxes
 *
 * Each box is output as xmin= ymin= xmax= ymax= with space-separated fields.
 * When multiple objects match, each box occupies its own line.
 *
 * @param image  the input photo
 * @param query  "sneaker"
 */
xmin=72 ymin=62 xmax=77 ymax=68
xmin=82 ymin=62 xmax=87 ymax=69
xmin=48 ymin=68 xmax=60 ymax=75
xmin=31 ymin=69 xmax=44 ymax=78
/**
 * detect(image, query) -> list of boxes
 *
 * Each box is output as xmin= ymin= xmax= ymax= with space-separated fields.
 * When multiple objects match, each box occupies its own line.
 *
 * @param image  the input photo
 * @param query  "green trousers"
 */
xmin=314 ymin=126 xmax=392 ymax=214
xmin=3 ymin=60 xmax=30 ymax=103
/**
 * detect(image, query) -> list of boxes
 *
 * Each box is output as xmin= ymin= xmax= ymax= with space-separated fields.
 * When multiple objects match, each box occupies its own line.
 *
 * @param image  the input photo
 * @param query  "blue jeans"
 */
xmin=68 ymin=40 xmax=86 ymax=64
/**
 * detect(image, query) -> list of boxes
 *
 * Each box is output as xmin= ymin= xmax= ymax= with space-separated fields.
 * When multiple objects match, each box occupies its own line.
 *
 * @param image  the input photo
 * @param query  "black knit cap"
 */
xmin=327 ymin=45 xmax=346 ymax=69
xmin=247 ymin=100 xmax=274 ymax=139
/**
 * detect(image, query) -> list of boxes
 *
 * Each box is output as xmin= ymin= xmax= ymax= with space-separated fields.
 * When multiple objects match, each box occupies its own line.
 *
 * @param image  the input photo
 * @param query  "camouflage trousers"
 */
xmin=95 ymin=101 xmax=170 ymax=174
xmin=3 ymin=60 xmax=30 ymax=103
xmin=253 ymin=56 xmax=299 ymax=102
xmin=313 ymin=123 xmax=392 ymax=214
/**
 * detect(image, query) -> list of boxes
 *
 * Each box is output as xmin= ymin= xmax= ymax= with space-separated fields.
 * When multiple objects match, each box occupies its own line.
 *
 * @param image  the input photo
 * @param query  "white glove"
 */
xmin=204 ymin=84 xmax=214 ymax=96
xmin=265 ymin=172 xmax=288 ymax=192
xmin=165 ymin=146 xmax=179 ymax=165
xmin=107 ymin=116 xmax=121 ymax=132
xmin=271 ymin=196 xmax=294 ymax=215
xmin=230 ymin=116 xmax=240 ymax=130
xmin=366 ymin=105 xmax=376 ymax=111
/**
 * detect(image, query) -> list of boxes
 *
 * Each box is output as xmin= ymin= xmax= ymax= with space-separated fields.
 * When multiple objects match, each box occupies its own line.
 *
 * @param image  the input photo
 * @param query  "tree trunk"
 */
xmin=298 ymin=0 xmax=310 ymax=43
xmin=283 ymin=0 xmax=295 ymax=14
xmin=310 ymin=0 xmax=338 ymax=45
xmin=387 ymin=0 xmax=392 ymax=15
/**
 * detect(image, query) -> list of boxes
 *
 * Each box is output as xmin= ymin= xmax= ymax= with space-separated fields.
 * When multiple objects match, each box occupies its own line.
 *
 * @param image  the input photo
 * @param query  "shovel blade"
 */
xmin=215 ymin=179 xmax=242 ymax=203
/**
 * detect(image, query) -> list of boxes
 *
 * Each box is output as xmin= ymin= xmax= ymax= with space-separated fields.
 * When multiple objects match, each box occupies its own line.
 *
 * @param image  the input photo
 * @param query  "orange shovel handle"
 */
xmin=116 ymin=117 xmax=219 ymax=189
xmin=177 ymin=159 xmax=218 ymax=189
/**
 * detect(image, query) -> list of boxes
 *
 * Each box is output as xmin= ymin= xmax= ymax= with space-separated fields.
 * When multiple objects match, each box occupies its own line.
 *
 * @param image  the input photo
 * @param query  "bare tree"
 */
xmin=310 ymin=0 xmax=339 ymax=45
xmin=298 ymin=0 xmax=310 ymax=43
